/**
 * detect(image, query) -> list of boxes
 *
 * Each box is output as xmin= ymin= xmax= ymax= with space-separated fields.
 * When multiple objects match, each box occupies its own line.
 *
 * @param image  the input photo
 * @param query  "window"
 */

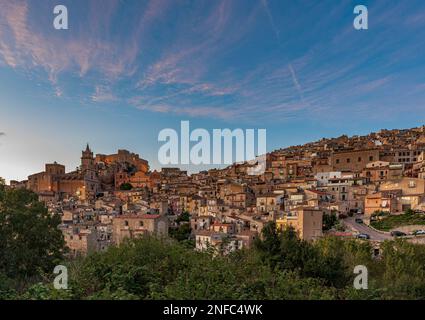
xmin=346 ymin=158 xmax=350 ymax=163
xmin=358 ymin=157 xmax=362 ymax=162
xmin=124 ymin=220 xmax=129 ymax=226
xmin=369 ymin=156 xmax=374 ymax=161
xmin=139 ymin=221 xmax=144 ymax=227
xmin=336 ymin=159 xmax=340 ymax=164
xmin=409 ymin=181 xmax=416 ymax=188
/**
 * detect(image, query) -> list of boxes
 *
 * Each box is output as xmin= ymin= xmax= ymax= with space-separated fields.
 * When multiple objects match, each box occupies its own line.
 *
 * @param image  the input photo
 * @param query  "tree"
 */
xmin=323 ymin=212 xmax=338 ymax=231
xmin=254 ymin=222 xmax=282 ymax=268
xmin=405 ymin=208 xmax=415 ymax=215
xmin=0 ymin=188 xmax=65 ymax=279
xmin=255 ymin=223 xmax=350 ymax=288
xmin=176 ymin=211 xmax=190 ymax=223
xmin=169 ymin=223 xmax=192 ymax=242
xmin=119 ymin=183 xmax=133 ymax=190
xmin=378 ymin=240 xmax=425 ymax=299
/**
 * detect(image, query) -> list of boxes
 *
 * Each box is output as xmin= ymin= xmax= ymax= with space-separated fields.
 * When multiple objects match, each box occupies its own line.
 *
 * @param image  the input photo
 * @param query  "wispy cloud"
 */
xmin=130 ymin=98 xmax=237 ymax=120
xmin=91 ymin=85 xmax=117 ymax=103
xmin=288 ymin=64 xmax=304 ymax=104
xmin=0 ymin=3 xmax=118 ymax=81
xmin=260 ymin=0 xmax=280 ymax=41
xmin=54 ymin=87 xmax=63 ymax=98
xmin=1 ymin=0 xmax=425 ymax=124
xmin=137 ymin=0 xmax=236 ymax=90
xmin=0 ymin=0 xmax=166 ymax=92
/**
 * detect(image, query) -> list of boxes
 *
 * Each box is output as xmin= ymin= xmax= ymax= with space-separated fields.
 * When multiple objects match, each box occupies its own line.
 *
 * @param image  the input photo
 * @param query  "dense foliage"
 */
xmin=0 ymin=182 xmax=65 ymax=298
xmin=6 ymin=230 xmax=425 ymax=300
xmin=169 ymin=223 xmax=192 ymax=243
xmin=3 ymin=181 xmax=425 ymax=300
xmin=119 ymin=183 xmax=133 ymax=191
xmin=322 ymin=211 xmax=338 ymax=231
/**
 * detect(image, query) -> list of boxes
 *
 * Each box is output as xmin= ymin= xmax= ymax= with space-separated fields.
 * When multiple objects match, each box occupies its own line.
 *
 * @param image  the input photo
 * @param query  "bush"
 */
xmin=119 ymin=183 xmax=133 ymax=191
xmin=66 ymin=235 xmax=342 ymax=300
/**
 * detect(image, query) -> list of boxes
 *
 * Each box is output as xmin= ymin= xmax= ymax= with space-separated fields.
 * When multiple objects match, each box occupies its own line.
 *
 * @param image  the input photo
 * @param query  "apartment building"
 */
xmin=276 ymin=207 xmax=325 ymax=241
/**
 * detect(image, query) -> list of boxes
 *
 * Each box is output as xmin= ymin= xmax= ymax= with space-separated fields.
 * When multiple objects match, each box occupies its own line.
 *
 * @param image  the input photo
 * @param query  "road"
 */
xmin=343 ymin=216 xmax=393 ymax=242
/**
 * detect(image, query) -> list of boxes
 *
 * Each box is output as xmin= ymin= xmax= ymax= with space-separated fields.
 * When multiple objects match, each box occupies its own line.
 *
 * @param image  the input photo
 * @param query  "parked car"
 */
xmin=413 ymin=230 xmax=425 ymax=236
xmin=356 ymin=233 xmax=370 ymax=240
xmin=391 ymin=231 xmax=407 ymax=237
xmin=355 ymin=218 xmax=363 ymax=224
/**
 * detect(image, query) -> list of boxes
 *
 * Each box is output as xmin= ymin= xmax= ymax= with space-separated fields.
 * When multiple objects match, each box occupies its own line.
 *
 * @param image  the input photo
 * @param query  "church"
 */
xmin=27 ymin=144 xmax=100 ymax=202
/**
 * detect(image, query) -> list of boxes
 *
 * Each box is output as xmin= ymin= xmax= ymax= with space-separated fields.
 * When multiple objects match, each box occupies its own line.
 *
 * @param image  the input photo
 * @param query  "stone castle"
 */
xmin=26 ymin=145 xmax=150 ymax=201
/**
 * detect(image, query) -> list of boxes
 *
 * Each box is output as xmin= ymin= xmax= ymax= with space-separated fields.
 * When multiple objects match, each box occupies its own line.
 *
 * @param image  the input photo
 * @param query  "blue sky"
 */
xmin=1 ymin=0 xmax=425 ymax=182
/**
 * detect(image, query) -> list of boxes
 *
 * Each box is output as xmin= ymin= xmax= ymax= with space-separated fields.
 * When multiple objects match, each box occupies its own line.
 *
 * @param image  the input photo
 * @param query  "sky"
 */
xmin=1 ymin=0 xmax=425 ymax=182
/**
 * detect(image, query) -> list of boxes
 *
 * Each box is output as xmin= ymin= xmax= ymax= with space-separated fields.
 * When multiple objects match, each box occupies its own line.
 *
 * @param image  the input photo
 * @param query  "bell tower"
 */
xmin=81 ymin=143 xmax=94 ymax=171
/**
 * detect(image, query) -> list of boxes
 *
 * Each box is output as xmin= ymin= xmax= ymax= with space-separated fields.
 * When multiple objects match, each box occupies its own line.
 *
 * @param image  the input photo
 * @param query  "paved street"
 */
xmin=343 ymin=216 xmax=393 ymax=242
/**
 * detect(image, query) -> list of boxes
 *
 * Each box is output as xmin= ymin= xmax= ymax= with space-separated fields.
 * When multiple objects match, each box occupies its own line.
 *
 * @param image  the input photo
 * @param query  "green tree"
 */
xmin=378 ymin=240 xmax=425 ymax=299
xmin=0 ymin=188 xmax=65 ymax=280
xmin=176 ymin=211 xmax=190 ymax=223
xmin=119 ymin=183 xmax=133 ymax=190
xmin=323 ymin=212 xmax=338 ymax=231
xmin=169 ymin=223 xmax=192 ymax=242
xmin=0 ymin=272 xmax=17 ymax=299
xmin=67 ymin=236 xmax=341 ymax=300
xmin=405 ymin=208 xmax=415 ymax=215
xmin=254 ymin=221 xmax=282 ymax=268
xmin=255 ymin=223 xmax=350 ymax=288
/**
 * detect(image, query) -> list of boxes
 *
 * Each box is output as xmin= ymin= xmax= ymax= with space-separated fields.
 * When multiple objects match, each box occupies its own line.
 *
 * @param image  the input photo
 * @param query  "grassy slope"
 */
xmin=371 ymin=213 xmax=425 ymax=231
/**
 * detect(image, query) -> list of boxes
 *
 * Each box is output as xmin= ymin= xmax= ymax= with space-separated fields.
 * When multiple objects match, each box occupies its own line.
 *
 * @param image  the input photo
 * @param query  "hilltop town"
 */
xmin=6 ymin=125 xmax=425 ymax=255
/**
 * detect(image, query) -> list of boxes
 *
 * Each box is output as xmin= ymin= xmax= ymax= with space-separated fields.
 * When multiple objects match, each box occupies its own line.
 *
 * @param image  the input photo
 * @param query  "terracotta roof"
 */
xmin=306 ymin=190 xmax=327 ymax=195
